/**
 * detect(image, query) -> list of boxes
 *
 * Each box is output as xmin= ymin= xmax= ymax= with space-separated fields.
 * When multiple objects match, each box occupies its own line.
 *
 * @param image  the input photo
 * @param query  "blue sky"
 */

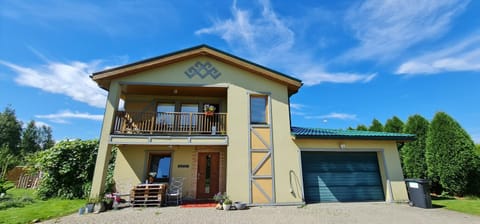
xmin=1 ymin=0 xmax=479 ymax=143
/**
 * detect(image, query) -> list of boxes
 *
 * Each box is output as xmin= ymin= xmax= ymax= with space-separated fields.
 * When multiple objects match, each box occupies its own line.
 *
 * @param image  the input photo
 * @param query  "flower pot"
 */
xmin=86 ymin=203 xmax=95 ymax=213
xmin=234 ymin=202 xmax=247 ymax=210
xmin=223 ymin=204 xmax=231 ymax=211
xmin=94 ymin=202 xmax=106 ymax=213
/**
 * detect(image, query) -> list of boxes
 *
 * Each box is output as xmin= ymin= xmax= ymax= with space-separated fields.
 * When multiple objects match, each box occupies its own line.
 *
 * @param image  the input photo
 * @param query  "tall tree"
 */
xmin=384 ymin=116 xmax=404 ymax=133
xmin=356 ymin=124 xmax=368 ymax=131
xmin=21 ymin=120 xmax=41 ymax=155
xmin=38 ymin=125 xmax=55 ymax=150
xmin=0 ymin=106 xmax=22 ymax=155
xmin=426 ymin=112 xmax=477 ymax=196
xmin=368 ymin=119 xmax=384 ymax=132
xmin=401 ymin=114 xmax=429 ymax=178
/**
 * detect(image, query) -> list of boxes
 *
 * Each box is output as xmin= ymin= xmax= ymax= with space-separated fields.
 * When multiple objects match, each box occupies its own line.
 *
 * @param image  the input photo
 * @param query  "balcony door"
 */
xmin=196 ymin=152 xmax=220 ymax=199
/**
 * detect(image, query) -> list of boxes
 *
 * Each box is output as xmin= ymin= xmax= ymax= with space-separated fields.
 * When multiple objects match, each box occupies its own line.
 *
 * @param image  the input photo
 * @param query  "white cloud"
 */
xmin=289 ymin=103 xmax=307 ymax=116
xmin=344 ymin=0 xmax=468 ymax=60
xmin=35 ymin=110 xmax=103 ymax=124
xmin=34 ymin=121 xmax=50 ymax=128
xmin=197 ymin=0 xmax=376 ymax=86
xmin=289 ymin=103 xmax=305 ymax=110
xmin=196 ymin=0 xmax=294 ymax=63
xmin=0 ymin=60 xmax=107 ymax=108
xmin=300 ymin=66 xmax=376 ymax=86
xmin=396 ymin=34 xmax=480 ymax=75
xmin=305 ymin=112 xmax=357 ymax=120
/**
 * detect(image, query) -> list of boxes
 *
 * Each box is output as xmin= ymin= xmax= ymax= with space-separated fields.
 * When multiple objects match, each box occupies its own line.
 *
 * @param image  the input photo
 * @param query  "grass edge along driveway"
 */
xmin=432 ymin=196 xmax=480 ymax=216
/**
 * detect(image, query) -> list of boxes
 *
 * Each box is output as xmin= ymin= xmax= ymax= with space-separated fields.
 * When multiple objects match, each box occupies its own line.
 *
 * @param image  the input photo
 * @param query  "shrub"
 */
xmin=426 ymin=112 xmax=478 ymax=196
xmin=31 ymin=139 xmax=99 ymax=199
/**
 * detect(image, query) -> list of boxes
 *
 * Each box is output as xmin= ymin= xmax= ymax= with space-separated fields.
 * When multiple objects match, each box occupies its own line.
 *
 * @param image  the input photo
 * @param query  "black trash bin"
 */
xmin=405 ymin=179 xmax=432 ymax=208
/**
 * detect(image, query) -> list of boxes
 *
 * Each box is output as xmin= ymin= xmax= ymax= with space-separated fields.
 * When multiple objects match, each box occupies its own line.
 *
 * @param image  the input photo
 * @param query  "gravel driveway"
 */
xmin=42 ymin=202 xmax=480 ymax=224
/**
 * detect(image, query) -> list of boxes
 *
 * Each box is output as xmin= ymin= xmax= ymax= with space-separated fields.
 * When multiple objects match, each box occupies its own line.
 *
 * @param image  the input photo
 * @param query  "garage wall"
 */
xmin=294 ymin=139 xmax=409 ymax=202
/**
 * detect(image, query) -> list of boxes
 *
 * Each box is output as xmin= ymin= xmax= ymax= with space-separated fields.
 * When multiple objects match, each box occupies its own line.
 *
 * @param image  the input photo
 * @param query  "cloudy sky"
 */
xmin=1 ymin=0 xmax=479 ymax=142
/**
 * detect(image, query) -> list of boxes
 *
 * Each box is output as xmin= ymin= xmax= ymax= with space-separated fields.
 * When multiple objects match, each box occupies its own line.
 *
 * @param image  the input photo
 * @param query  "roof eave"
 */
xmin=91 ymin=44 xmax=302 ymax=92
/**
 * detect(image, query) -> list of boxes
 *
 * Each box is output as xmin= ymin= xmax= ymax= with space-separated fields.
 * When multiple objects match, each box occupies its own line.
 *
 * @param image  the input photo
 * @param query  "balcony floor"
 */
xmin=109 ymin=134 xmax=228 ymax=146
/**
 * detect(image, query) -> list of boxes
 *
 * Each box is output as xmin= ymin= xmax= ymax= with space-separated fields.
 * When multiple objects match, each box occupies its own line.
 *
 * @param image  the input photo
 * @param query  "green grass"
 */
xmin=432 ymin=196 xmax=480 ymax=216
xmin=0 ymin=188 xmax=86 ymax=224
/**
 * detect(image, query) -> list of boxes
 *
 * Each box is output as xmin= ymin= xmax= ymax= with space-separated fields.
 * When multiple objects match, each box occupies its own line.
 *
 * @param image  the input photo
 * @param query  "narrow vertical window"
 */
xmin=250 ymin=95 xmax=268 ymax=124
xmin=204 ymin=154 xmax=212 ymax=193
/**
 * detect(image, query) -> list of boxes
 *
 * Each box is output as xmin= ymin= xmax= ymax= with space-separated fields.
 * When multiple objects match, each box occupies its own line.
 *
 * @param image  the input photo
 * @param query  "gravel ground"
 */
xmin=41 ymin=202 xmax=480 ymax=224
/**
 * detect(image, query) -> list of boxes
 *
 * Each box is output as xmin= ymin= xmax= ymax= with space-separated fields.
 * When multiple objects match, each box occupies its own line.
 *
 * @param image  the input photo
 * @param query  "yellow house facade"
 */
xmin=90 ymin=45 xmax=414 ymax=205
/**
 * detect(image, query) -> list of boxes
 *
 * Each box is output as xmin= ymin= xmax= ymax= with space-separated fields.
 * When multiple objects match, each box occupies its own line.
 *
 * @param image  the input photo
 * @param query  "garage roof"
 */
xmin=291 ymin=126 xmax=415 ymax=141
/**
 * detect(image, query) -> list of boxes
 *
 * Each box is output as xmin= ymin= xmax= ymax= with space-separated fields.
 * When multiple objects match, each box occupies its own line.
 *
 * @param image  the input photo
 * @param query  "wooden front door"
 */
xmin=196 ymin=152 xmax=220 ymax=199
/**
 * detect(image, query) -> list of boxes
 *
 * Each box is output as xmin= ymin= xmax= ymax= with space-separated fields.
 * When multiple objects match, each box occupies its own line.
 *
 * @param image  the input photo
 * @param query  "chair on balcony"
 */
xmin=166 ymin=177 xmax=185 ymax=206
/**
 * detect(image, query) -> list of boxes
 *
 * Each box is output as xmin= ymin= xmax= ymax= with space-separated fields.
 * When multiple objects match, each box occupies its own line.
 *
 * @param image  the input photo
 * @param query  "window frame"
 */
xmin=250 ymin=95 xmax=269 ymax=125
xmin=146 ymin=152 xmax=172 ymax=183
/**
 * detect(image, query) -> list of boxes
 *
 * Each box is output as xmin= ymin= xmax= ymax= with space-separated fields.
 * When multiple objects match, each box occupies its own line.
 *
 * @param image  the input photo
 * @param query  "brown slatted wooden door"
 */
xmin=196 ymin=152 xmax=220 ymax=199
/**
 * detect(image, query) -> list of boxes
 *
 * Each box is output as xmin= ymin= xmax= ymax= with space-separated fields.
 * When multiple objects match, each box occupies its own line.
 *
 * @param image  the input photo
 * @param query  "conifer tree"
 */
xmin=426 ymin=112 xmax=477 ymax=196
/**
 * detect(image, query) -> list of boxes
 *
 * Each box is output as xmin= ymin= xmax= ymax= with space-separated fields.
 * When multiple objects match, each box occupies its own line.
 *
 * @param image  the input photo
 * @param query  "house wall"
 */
xmin=293 ymin=139 xmax=409 ymax=202
xmin=112 ymin=56 xmax=293 ymax=203
xmin=100 ymin=55 xmax=407 ymax=204
xmin=113 ymin=145 xmax=226 ymax=199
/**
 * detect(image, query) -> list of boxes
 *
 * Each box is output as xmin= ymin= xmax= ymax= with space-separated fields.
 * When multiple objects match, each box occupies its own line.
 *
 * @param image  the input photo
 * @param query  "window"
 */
xmin=148 ymin=154 xmax=172 ymax=183
xmin=157 ymin=103 xmax=175 ymax=125
xmin=181 ymin=104 xmax=198 ymax=125
xmin=250 ymin=95 xmax=268 ymax=124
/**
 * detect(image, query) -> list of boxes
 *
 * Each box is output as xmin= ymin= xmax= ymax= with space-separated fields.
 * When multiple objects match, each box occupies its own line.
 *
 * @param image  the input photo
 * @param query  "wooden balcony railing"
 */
xmin=113 ymin=111 xmax=227 ymax=135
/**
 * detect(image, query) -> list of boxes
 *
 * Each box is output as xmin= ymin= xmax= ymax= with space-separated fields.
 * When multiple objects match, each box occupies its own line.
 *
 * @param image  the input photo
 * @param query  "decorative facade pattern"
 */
xmin=185 ymin=61 xmax=222 ymax=79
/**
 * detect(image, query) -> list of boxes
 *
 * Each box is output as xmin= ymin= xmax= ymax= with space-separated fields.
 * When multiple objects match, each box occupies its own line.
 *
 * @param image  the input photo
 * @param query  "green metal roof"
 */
xmin=291 ymin=126 xmax=415 ymax=141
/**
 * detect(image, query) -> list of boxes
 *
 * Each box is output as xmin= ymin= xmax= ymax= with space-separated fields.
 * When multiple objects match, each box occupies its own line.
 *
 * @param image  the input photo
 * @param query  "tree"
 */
xmin=21 ymin=120 xmax=41 ymax=155
xmin=384 ymin=116 xmax=404 ymax=133
xmin=401 ymin=114 xmax=429 ymax=178
xmin=0 ymin=106 xmax=22 ymax=156
xmin=0 ymin=145 xmax=17 ymax=180
xmin=426 ymin=112 xmax=478 ymax=196
xmin=38 ymin=125 xmax=55 ymax=150
xmin=356 ymin=124 xmax=368 ymax=131
xmin=368 ymin=119 xmax=384 ymax=132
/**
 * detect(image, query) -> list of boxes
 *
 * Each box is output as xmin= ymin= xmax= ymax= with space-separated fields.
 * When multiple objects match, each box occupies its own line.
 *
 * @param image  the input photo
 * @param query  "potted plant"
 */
xmin=213 ymin=192 xmax=225 ymax=210
xmin=86 ymin=198 xmax=99 ymax=213
xmin=103 ymin=194 xmax=114 ymax=210
xmin=203 ymin=104 xmax=216 ymax=116
xmin=223 ymin=197 xmax=232 ymax=211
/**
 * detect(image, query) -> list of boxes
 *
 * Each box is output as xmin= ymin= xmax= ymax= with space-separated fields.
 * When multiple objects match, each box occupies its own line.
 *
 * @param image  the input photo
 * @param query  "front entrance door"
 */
xmin=196 ymin=152 xmax=220 ymax=199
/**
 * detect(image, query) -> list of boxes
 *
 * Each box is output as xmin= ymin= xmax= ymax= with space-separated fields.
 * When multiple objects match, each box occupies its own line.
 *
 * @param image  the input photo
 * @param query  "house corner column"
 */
xmin=90 ymin=81 xmax=121 ymax=198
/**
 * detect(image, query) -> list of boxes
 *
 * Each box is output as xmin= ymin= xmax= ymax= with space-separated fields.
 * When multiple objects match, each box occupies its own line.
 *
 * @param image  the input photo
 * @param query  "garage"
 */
xmin=301 ymin=151 xmax=384 ymax=203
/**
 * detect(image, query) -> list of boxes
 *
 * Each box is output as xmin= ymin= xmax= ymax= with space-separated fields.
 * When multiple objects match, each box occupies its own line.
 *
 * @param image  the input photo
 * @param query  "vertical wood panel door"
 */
xmin=196 ymin=152 xmax=220 ymax=199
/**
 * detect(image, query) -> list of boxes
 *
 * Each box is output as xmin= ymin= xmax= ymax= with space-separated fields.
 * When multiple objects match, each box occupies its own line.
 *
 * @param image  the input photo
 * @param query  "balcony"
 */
xmin=113 ymin=111 xmax=227 ymax=136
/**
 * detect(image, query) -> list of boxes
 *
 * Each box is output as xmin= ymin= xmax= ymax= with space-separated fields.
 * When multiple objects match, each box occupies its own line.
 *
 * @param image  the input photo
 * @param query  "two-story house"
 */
xmin=90 ymin=45 xmax=414 ymax=205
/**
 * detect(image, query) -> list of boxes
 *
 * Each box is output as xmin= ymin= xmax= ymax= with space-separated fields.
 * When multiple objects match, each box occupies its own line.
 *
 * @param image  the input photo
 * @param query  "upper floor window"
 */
xmin=157 ymin=103 xmax=175 ymax=125
xmin=250 ymin=95 xmax=268 ymax=124
xmin=181 ymin=104 xmax=198 ymax=125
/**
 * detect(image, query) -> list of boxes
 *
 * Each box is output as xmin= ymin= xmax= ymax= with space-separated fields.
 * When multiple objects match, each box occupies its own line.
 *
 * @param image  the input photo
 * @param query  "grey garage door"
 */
xmin=301 ymin=151 xmax=384 ymax=203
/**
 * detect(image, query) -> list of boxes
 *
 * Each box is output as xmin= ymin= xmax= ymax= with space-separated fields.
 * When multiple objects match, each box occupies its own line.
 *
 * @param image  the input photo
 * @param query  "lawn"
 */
xmin=0 ymin=188 xmax=86 ymax=224
xmin=432 ymin=196 xmax=480 ymax=216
